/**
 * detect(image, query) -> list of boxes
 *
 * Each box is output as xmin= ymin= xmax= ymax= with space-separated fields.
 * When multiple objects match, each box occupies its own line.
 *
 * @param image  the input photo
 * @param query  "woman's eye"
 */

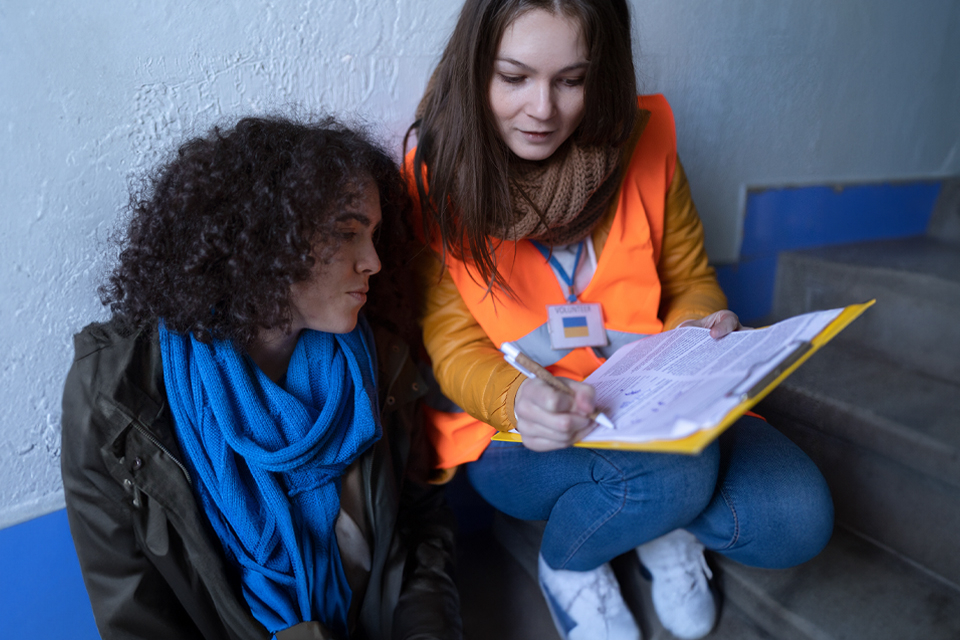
xmin=561 ymin=77 xmax=585 ymax=88
xmin=498 ymin=73 xmax=525 ymax=84
xmin=336 ymin=229 xmax=358 ymax=240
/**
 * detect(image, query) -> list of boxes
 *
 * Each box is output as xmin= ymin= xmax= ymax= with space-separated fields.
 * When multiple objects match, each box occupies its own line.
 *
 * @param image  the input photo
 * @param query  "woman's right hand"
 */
xmin=513 ymin=377 xmax=599 ymax=452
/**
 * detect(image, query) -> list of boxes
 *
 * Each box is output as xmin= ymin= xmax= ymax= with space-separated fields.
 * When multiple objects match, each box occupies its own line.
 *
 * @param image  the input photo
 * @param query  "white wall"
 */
xmin=1 ymin=0 xmax=958 ymax=528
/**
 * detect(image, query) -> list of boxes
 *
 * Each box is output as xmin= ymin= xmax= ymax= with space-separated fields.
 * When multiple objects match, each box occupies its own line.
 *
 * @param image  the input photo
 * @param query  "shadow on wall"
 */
xmin=715 ymin=179 xmax=944 ymax=325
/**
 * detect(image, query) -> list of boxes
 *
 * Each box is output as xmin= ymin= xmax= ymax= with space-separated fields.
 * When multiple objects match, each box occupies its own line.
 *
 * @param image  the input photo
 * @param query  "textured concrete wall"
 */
xmin=0 ymin=0 xmax=461 ymax=528
xmin=1 ymin=0 xmax=958 ymax=528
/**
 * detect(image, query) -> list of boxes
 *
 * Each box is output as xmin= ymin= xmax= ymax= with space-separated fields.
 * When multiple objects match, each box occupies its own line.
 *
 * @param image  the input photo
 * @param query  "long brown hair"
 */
xmin=408 ymin=0 xmax=637 ymax=294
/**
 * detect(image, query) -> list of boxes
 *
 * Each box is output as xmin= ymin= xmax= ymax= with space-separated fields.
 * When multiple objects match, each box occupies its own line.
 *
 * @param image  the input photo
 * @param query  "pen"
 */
xmin=500 ymin=341 xmax=616 ymax=429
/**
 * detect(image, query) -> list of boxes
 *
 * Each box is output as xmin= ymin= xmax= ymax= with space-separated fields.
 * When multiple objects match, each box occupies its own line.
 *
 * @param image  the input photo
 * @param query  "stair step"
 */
xmin=716 ymin=527 xmax=960 ymax=640
xmin=773 ymin=236 xmax=960 ymax=384
xmin=758 ymin=342 xmax=960 ymax=586
xmin=765 ymin=341 xmax=960 ymax=487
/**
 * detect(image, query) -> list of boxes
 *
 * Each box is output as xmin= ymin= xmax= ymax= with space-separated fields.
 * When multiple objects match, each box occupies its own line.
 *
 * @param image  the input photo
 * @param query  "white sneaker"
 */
xmin=636 ymin=529 xmax=716 ymax=640
xmin=538 ymin=553 xmax=641 ymax=640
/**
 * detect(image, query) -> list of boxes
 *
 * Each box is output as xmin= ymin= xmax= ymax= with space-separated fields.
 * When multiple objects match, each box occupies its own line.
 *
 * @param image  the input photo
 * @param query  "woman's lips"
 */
xmin=520 ymin=129 xmax=554 ymax=142
xmin=347 ymin=290 xmax=368 ymax=304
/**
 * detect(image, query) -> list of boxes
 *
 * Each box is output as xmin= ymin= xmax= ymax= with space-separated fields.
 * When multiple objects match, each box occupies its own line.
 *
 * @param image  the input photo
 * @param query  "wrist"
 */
xmin=505 ymin=376 xmax=528 ymax=428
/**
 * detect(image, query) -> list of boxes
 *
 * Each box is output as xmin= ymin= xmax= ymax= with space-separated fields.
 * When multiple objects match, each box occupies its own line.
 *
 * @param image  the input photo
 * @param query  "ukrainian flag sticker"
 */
xmin=562 ymin=315 xmax=590 ymax=338
xmin=547 ymin=303 xmax=608 ymax=349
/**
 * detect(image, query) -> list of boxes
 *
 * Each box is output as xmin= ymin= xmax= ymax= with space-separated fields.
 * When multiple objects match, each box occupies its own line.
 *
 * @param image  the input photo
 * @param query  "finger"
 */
xmin=514 ymin=379 xmax=599 ymax=450
xmin=708 ymin=310 xmax=742 ymax=339
xmin=518 ymin=401 xmax=594 ymax=437
xmin=517 ymin=379 xmax=597 ymax=425
xmin=564 ymin=379 xmax=598 ymax=416
xmin=517 ymin=378 xmax=576 ymax=414
xmin=516 ymin=398 xmax=595 ymax=447
xmin=521 ymin=419 xmax=597 ymax=451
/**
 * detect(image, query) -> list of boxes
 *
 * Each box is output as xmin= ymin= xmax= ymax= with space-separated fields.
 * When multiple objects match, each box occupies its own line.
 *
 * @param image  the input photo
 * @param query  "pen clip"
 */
xmin=500 ymin=342 xmax=536 ymax=378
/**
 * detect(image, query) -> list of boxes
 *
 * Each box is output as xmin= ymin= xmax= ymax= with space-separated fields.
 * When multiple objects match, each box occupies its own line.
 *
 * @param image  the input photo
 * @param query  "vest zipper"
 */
xmin=132 ymin=420 xmax=192 ymax=483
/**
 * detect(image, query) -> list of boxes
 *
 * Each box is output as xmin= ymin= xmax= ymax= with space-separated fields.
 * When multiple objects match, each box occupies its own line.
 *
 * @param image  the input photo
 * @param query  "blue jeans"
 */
xmin=466 ymin=416 xmax=833 ymax=571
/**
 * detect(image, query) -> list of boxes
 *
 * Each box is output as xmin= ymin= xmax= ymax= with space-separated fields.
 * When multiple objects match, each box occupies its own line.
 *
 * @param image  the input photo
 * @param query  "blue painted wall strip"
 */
xmin=716 ymin=180 xmax=942 ymax=324
xmin=0 ymin=509 xmax=99 ymax=640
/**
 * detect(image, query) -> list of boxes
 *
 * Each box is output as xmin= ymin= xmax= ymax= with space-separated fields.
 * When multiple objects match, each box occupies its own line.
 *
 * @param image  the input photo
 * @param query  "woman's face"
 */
xmin=287 ymin=181 xmax=382 ymax=335
xmin=488 ymin=9 xmax=588 ymax=161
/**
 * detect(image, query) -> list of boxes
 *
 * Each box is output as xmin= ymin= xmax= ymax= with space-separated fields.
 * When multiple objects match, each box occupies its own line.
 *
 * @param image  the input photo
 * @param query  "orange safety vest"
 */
xmin=412 ymin=94 xmax=679 ymax=469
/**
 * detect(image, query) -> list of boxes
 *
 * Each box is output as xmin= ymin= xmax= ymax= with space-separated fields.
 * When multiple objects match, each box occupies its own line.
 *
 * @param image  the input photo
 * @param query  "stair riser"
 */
xmin=770 ymin=415 xmax=960 ymax=589
xmin=763 ymin=382 xmax=960 ymax=491
xmin=720 ymin=570 xmax=834 ymax=640
xmin=774 ymin=255 xmax=960 ymax=384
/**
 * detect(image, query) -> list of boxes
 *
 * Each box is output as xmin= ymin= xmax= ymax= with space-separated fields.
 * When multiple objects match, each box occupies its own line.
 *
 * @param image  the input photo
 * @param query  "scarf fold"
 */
xmin=158 ymin=319 xmax=381 ymax=638
xmin=496 ymin=141 xmax=622 ymax=245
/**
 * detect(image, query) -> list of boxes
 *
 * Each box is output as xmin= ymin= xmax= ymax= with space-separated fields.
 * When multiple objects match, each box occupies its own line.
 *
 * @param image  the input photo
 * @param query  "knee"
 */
xmin=789 ymin=466 xmax=835 ymax=564
xmin=659 ymin=444 xmax=721 ymax=520
xmin=766 ymin=463 xmax=835 ymax=568
xmin=678 ymin=442 xmax=721 ymax=513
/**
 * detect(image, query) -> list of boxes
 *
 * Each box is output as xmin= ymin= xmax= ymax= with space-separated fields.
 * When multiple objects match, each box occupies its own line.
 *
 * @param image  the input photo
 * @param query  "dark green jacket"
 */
xmin=61 ymin=320 xmax=462 ymax=640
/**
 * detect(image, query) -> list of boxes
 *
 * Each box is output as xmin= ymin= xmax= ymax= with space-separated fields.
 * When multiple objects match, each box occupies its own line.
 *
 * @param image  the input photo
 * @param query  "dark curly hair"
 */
xmin=101 ymin=116 xmax=418 ymax=347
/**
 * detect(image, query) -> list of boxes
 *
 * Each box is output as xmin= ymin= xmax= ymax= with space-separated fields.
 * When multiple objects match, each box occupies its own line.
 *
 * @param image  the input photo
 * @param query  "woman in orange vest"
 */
xmin=405 ymin=2 xmax=833 ymax=639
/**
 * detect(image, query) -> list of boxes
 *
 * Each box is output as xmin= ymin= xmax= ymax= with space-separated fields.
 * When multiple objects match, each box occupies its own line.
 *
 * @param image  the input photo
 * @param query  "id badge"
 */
xmin=547 ymin=303 xmax=608 ymax=349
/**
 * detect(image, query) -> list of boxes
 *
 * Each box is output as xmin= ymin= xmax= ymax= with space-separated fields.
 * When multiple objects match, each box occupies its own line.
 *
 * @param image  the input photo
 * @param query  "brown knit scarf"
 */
xmin=496 ymin=142 xmax=622 ymax=244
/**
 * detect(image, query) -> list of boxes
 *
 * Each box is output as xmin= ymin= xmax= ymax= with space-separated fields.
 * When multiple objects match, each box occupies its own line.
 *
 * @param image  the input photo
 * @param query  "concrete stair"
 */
xmin=757 ymin=342 xmax=960 ymax=587
xmin=735 ymin=198 xmax=960 ymax=637
xmin=714 ymin=527 xmax=960 ymax=640
xmin=771 ymin=236 xmax=960 ymax=385
xmin=761 ymin=234 xmax=960 ymax=583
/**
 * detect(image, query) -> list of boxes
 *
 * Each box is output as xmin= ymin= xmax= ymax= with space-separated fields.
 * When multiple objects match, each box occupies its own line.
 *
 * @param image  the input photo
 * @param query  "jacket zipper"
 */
xmin=132 ymin=420 xmax=192 ymax=483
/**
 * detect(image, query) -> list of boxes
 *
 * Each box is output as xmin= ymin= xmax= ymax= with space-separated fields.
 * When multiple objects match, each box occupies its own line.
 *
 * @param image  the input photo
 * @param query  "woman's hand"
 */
xmin=513 ymin=377 xmax=598 ymax=452
xmin=678 ymin=310 xmax=748 ymax=339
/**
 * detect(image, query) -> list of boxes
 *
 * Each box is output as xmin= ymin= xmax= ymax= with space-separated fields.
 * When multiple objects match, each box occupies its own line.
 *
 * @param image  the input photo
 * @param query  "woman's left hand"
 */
xmin=678 ymin=310 xmax=748 ymax=339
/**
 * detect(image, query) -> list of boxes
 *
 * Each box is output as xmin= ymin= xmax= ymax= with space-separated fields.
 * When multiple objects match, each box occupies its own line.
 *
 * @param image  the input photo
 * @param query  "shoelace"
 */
xmin=587 ymin=570 xmax=621 ymax=614
xmin=544 ymin=565 xmax=622 ymax=613
xmin=655 ymin=546 xmax=713 ymax=599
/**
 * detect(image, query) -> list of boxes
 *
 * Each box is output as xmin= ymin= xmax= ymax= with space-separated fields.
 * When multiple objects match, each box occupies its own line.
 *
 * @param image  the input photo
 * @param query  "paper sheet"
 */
xmin=580 ymin=307 xmax=844 ymax=443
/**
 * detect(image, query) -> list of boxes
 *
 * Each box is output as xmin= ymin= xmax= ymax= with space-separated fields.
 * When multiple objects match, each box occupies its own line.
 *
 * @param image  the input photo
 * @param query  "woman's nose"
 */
xmin=358 ymin=239 xmax=381 ymax=275
xmin=527 ymin=82 xmax=556 ymax=120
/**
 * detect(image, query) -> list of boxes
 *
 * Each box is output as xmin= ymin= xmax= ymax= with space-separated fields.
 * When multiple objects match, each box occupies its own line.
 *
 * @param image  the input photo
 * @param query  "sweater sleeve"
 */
xmin=418 ymin=253 xmax=525 ymax=432
xmin=656 ymin=159 xmax=728 ymax=329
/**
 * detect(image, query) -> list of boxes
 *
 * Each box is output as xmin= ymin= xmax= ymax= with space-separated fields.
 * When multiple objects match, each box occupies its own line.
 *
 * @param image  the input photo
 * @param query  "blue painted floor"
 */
xmin=0 ymin=509 xmax=99 ymax=639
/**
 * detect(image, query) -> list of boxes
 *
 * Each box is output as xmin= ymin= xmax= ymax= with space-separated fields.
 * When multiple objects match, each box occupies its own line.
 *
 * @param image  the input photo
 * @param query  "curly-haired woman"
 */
xmin=61 ymin=117 xmax=462 ymax=640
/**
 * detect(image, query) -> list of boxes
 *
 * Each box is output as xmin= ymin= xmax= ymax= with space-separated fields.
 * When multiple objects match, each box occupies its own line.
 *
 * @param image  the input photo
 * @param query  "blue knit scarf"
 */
xmin=158 ymin=319 xmax=381 ymax=637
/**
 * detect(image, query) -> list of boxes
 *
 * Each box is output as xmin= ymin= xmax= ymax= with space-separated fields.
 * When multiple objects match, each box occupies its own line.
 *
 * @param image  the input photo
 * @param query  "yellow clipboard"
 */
xmin=491 ymin=300 xmax=875 ymax=454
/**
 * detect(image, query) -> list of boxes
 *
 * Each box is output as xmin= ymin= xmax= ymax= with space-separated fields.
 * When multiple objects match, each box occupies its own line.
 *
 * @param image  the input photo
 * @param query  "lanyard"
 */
xmin=531 ymin=240 xmax=584 ymax=303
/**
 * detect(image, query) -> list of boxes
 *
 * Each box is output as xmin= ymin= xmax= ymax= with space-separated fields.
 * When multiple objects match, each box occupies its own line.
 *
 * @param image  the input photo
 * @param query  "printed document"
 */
xmin=580 ymin=307 xmax=844 ymax=443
